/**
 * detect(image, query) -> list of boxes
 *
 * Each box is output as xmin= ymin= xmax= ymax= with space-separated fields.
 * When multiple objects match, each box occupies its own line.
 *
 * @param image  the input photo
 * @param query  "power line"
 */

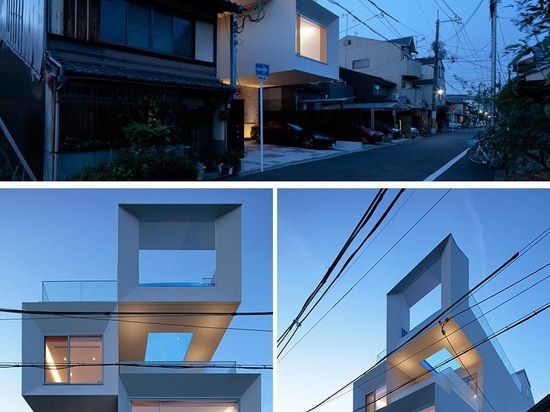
xmin=278 ymin=189 xmax=452 ymax=362
xmin=0 ymin=362 xmax=273 ymax=371
xmin=278 ymin=190 xmax=406 ymax=358
xmin=0 ymin=314 xmax=272 ymax=333
xmin=312 ymin=291 xmax=550 ymax=412
xmin=1 ymin=308 xmax=272 ymax=317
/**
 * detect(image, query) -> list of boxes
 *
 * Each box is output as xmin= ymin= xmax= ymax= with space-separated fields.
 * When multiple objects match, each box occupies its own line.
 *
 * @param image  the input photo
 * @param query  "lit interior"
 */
xmin=145 ymin=332 xmax=193 ymax=362
xmin=132 ymin=401 xmax=238 ymax=412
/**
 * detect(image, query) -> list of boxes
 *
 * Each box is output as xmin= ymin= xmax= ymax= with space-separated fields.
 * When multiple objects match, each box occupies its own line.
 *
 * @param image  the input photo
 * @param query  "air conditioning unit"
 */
xmin=392 ymin=93 xmax=400 ymax=101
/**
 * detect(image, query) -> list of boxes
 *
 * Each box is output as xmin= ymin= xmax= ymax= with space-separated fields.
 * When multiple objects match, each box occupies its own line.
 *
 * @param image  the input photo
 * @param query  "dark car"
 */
xmin=252 ymin=121 xmax=334 ymax=149
xmin=374 ymin=121 xmax=403 ymax=138
xmin=359 ymin=126 xmax=384 ymax=143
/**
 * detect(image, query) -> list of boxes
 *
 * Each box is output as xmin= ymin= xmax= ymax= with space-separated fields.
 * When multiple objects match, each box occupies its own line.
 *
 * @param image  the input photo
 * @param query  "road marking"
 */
xmin=423 ymin=148 xmax=469 ymax=181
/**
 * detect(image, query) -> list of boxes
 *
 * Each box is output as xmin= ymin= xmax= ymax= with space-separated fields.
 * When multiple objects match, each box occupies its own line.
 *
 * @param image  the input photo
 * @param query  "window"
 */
xmin=44 ymin=336 xmax=103 ymax=384
xmin=61 ymin=0 xmax=100 ymax=41
xmin=365 ymin=385 xmax=387 ymax=412
xmin=132 ymin=401 xmax=238 ymax=411
xmin=98 ymin=0 xmax=213 ymax=61
xmin=296 ymin=14 xmax=327 ymax=63
xmin=353 ymin=58 xmax=370 ymax=69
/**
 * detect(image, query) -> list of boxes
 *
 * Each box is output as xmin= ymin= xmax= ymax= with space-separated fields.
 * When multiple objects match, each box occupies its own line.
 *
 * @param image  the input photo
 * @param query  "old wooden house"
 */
xmin=0 ymin=0 xmax=243 ymax=180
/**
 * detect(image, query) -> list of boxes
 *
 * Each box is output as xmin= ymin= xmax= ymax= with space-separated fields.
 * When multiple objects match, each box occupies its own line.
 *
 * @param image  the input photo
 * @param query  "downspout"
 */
xmin=47 ymin=55 xmax=64 ymax=181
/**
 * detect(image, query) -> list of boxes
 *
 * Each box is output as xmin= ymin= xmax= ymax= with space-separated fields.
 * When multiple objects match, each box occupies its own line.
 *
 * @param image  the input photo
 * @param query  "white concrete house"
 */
xmin=218 ymin=0 xmax=340 ymax=135
xmin=353 ymin=234 xmax=533 ymax=412
xmin=21 ymin=204 xmax=261 ymax=412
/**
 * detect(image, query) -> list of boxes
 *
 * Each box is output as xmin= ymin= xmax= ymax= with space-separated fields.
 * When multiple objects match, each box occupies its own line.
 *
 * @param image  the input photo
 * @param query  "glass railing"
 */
xmin=42 ymin=280 xmax=117 ymax=302
xmin=468 ymin=296 xmax=522 ymax=390
xmin=377 ymin=349 xmax=387 ymax=362
xmin=119 ymin=361 xmax=237 ymax=374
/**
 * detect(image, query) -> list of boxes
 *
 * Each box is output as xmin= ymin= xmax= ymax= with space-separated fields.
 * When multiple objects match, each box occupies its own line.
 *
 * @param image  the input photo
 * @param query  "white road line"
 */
xmin=424 ymin=148 xmax=469 ymax=181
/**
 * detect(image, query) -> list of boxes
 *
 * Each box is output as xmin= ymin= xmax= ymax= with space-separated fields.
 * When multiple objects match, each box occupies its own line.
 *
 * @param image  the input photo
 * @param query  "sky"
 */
xmin=317 ymin=0 xmax=526 ymax=94
xmin=277 ymin=188 xmax=550 ymax=412
xmin=0 ymin=188 xmax=273 ymax=412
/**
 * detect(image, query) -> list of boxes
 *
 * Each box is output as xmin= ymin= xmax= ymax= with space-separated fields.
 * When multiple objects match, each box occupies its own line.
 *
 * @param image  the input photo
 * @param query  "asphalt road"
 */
xmin=229 ymin=129 xmax=497 ymax=181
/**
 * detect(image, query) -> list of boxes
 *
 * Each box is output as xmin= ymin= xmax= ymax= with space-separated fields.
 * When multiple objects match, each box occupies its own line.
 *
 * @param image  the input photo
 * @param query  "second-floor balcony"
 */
xmin=42 ymin=280 xmax=117 ymax=302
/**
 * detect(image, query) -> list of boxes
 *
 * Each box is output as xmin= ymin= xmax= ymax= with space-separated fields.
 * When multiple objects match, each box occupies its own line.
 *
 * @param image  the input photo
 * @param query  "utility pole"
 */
xmin=490 ymin=0 xmax=498 ymax=128
xmin=430 ymin=11 xmax=440 ymax=134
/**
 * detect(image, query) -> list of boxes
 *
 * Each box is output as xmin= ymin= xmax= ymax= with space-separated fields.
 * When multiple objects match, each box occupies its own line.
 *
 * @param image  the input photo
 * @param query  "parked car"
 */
xmin=251 ymin=121 xmax=334 ymax=149
xmin=374 ymin=121 xmax=403 ymax=138
xmin=359 ymin=126 xmax=384 ymax=143
xmin=449 ymin=122 xmax=463 ymax=129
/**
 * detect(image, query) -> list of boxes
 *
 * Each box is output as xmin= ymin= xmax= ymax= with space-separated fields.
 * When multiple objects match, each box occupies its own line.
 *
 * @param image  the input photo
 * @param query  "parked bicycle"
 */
xmin=466 ymin=138 xmax=505 ymax=169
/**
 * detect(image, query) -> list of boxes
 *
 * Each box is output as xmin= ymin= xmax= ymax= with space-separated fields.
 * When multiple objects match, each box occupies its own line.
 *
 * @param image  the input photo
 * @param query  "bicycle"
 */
xmin=466 ymin=138 xmax=505 ymax=169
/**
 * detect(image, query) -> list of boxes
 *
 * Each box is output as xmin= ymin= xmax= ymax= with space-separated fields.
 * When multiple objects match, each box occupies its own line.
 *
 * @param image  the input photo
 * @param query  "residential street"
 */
xmin=228 ymin=129 xmax=498 ymax=181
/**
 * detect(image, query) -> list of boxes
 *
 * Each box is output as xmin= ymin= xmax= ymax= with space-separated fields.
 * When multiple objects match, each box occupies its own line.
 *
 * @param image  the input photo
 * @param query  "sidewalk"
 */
xmin=206 ymin=138 xmax=412 ymax=179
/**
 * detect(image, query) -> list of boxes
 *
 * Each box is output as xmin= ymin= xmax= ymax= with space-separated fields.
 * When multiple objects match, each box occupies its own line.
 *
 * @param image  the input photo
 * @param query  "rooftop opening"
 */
xmin=145 ymin=332 xmax=193 ymax=361
xmin=421 ymin=347 xmax=461 ymax=375
xmin=139 ymin=250 xmax=215 ymax=286
xmin=409 ymin=284 xmax=441 ymax=330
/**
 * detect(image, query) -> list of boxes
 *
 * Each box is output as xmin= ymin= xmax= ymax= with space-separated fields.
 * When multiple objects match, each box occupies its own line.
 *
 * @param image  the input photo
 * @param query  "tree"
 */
xmin=486 ymin=0 xmax=550 ymax=179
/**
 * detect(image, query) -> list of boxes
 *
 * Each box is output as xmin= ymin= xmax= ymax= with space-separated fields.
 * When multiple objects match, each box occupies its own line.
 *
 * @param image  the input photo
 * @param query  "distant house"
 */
xmin=218 ymin=0 xmax=340 ymax=136
xmin=353 ymin=235 xmax=534 ymax=412
xmin=0 ymin=0 xmax=243 ymax=180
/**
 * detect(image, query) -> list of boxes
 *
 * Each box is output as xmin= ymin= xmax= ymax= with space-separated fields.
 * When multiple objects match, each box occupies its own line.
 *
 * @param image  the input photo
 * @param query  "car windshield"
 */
xmin=287 ymin=123 xmax=304 ymax=131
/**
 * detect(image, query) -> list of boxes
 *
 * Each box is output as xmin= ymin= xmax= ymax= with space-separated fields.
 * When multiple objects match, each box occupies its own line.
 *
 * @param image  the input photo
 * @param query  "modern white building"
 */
xmin=353 ymin=234 xmax=533 ymax=412
xmin=218 ymin=0 xmax=340 ymax=135
xmin=21 ymin=203 xmax=262 ymax=412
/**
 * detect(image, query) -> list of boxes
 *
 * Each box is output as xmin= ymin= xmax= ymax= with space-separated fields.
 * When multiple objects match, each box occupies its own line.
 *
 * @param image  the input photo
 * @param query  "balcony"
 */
xmin=42 ymin=280 xmax=117 ymax=302
xmin=119 ymin=361 xmax=237 ymax=375
xmin=391 ymin=367 xmax=480 ymax=411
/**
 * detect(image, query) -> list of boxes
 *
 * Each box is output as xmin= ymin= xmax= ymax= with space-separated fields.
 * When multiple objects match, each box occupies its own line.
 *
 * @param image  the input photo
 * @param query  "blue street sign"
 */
xmin=256 ymin=63 xmax=269 ymax=81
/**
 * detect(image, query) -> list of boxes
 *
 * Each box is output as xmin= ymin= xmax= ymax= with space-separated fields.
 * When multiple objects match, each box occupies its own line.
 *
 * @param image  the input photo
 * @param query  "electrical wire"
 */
xmin=278 ymin=189 xmax=451 ymax=362
xmin=0 ymin=308 xmax=272 ymax=317
xmin=0 ymin=361 xmax=272 ymax=370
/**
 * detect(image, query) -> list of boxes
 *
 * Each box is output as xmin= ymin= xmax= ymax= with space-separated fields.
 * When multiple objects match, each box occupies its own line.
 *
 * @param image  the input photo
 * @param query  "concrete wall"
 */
xmin=117 ymin=204 xmax=242 ymax=303
xmin=21 ymin=302 xmax=118 ymax=398
xmin=219 ymin=0 xmax=339 ymax=81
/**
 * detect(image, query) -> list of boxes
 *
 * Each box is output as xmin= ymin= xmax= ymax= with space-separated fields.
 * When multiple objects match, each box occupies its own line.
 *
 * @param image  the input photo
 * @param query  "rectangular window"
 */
xmin=173 ymin=16 xmax=193 ymax=57
xmin=100 ymin=0 xmax=127 ymax=44
xmin=62 ymin=0 xmax=99 ymax=41
xmin=365 ymin=385 xmax=387 ymax=412
xmin=44 ymin=336 xmax=103 ymax=384
xmin=98 ymin=0 xmax=205 ymax=61
xmin=132 ymin=401 xmax=238 ymax=411
xmin=296 ymin=14 xmax=327 ymax=63
xmin=128 ymin=3 xmax=151 ymax=49
xmin=353 ymin=58 xmax=369 ymax=69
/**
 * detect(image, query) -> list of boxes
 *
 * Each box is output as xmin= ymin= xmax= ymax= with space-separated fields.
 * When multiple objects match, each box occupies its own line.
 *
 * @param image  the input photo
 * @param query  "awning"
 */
xmin=47 ymin=54 xmax=235 ymax=92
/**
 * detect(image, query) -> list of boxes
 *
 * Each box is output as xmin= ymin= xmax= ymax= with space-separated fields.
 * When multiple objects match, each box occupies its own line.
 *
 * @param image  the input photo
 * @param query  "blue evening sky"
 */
xmin=318 ymin=0 xmax=524 ymax=92
xmin=277 ymin=188 xmax=550 ymax=412
xmin=0 ymin=188 xmax=273 ymax=412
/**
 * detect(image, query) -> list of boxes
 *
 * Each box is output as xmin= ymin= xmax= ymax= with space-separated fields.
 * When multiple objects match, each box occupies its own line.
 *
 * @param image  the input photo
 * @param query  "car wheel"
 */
xmin=303 ymin=137 xmax=314 ymax=149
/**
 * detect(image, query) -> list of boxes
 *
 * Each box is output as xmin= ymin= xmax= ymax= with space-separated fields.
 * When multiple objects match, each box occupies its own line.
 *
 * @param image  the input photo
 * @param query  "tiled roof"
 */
xmin=53 ymin=57 xmax=234 ymax=91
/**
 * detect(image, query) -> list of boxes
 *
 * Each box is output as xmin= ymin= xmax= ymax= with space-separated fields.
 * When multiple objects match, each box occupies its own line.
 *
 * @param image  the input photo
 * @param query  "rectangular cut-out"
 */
xmin=145 ymin=332 xmax=193 ymax=362
xmin=139 ymin=250 xmax=215 ymax=286
xmin=409 ymin=284 xmax=441 ymax=331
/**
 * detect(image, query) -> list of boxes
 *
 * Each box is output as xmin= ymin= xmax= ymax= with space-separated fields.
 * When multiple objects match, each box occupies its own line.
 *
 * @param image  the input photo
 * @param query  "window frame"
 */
xmin=97 ymin=0 xmax=214 ymax=63
xmin=44 ymin=335 xmax=104 ymax=385
xmin=295 ymin=13 xmax=327 ymax=63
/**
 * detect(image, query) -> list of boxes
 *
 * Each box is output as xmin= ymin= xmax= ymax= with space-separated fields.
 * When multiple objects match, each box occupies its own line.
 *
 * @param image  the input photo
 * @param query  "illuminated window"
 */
xmin=132 ymin=401 xmax=238 ymax=412
xmin=44 ymin=336 xmax=103 ymax=384
xmin=365 ymin=385 xmax=387 ymax=412
xmin=296 ymin=14 xmax=327 ymax=63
